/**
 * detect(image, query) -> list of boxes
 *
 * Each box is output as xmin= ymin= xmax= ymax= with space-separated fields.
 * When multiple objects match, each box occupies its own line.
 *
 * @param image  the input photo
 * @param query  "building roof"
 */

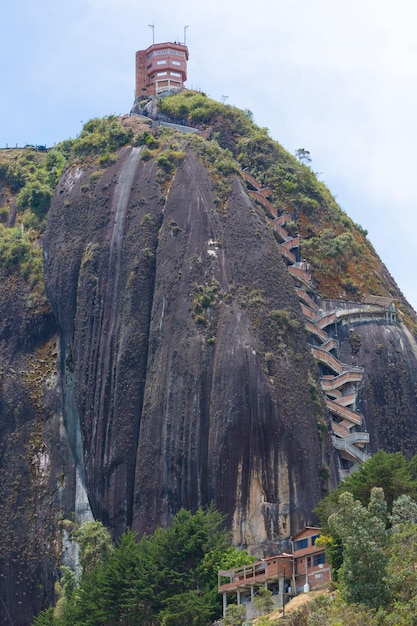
xmin=362 ymin=295 xmax=396 ymax=307
xmin=264 ymin=553 xmax=293 ymax=562
xmin=291 ymin=526 xmax=321 ymax=541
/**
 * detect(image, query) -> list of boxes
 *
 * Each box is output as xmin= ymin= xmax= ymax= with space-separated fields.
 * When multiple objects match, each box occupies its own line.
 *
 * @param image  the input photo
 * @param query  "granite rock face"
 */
xmin=338 ymin=320 xmax=417 ymax=457
xmin=43 ymin=146 xmax=326 ymax=550
xmin=0 ymin=268 xmax=74 ymax=623
xmin=3 ymin=135 xmax=417 ymax=623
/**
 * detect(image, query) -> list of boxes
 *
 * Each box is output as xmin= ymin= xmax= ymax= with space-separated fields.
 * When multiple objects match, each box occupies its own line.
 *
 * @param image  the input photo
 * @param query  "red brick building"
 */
xmin=135 ymin=42 xmax=189 ymax=98
xmin=218 ymin=526 xmax=331 ymax=617
xmin=291 ymin=526 xmax=331 ymax=593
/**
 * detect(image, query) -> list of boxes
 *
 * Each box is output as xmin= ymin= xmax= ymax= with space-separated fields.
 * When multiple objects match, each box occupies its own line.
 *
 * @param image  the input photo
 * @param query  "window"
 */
xmin=157 ymin=71 xmax=167 ymax=76
xmin=294 ymin=538 xmax=308 ymax=551
xmin=313 ymin=553 xmax=326 ymax=566
xmin=170 ymin=71 xmax=181 ymax=77
xmin=156 ymin=60 xmax=166 ymax=65
xmin=168 ymin=49 xmax=186 ymax=57
xmin=147 ymin=49 xmax=168 ymax=60
xmin=172 ymin=60 xmax=181 ymax=66
xmin=311 ymin=534 xmax=320 ymax=546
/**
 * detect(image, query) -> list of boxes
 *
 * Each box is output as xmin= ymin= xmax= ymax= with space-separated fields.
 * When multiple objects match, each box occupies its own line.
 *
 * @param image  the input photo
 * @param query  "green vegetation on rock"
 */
xmin=0 ymin=224 xmax=43 ymax=287
xmin=0 ymin=115 xmax=136 ymax=300
xmin=73 ymin=115 xmax=133 ymax=158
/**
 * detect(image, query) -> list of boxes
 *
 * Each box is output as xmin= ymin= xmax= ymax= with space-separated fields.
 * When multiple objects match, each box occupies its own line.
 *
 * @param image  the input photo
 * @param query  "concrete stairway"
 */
xmin=242 ymin=167 xmax=377 ymax=477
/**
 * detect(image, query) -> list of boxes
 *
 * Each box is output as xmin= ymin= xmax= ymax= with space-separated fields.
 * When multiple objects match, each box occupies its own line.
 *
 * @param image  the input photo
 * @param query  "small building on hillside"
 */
xmin=291 ymin=526 xmax=331 ymax=593
xmin=135 ymin=41 xmax=189 ymax=98
xmin=218 ymin=526 xmax=331 ymax=618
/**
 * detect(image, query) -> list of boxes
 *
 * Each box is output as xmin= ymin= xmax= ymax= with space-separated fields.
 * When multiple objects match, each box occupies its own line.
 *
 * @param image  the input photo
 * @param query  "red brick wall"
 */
xmin=135 ymin=51 xmax=147 ymax=99
xmin=292 ymin=528 xmax=321 ymax=558
xmin=135 ymin=42 xmax=189 ymax=98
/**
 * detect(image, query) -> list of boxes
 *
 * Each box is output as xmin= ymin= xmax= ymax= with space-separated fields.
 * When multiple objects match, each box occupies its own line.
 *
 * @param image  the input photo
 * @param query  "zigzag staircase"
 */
xmin=242 ymin=168 xmax=375 ymax=479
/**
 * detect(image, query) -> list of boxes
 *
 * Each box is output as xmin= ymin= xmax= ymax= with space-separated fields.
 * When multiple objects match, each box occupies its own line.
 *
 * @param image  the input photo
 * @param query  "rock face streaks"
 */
xmin=44 ymin=148 xmax=325 ymax=550
xmin=86 ymin=146 xmax=143 ymax=531
xmin=44 ymin=145 xmax=160 ymax=536
xmin=100 ymin=147 xmax=142 ymax=393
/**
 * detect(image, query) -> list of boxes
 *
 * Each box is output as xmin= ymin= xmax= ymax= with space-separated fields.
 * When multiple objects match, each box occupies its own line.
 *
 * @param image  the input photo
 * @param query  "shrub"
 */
xmin=89 ymin=171 xmax=102 ymax=185
xmin=141 ymin=148 xmax=153 ymax=161
xmin=156 ymin=150 xmax=186 ymax=181
xmin=17 ymin=180 xmax=53 ymax=219
xmin=192 ymin=280 xmax=220 ymax=324
xmin=98 ymin=152 xmax=117 ymax=168
xmin=223 ymin=604 xmax=245 ymax=626
xmin=136 ymin=131 xmax=160 ymax=149
xmin=0 ymin=225 xmax=43 ymax=286
xmin=0 ymin=206 xmax=8 ymax=224
xmin=73 ymin=116 xmax=133 ymax=157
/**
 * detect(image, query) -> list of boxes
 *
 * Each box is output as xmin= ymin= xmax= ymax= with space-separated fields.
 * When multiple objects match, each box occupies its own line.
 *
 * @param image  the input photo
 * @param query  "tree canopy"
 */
xmin=315 ymin=450 xmax=417 ymax=527
xmin=34 ymin=506 xmax=254 ymax=626
xmin=306 ymin=452 xmax=417 ymax=624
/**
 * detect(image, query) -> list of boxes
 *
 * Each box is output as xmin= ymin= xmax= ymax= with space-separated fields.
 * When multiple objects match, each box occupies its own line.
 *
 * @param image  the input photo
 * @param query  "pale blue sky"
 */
xmin=1 ymin=0 xmax=416 ymax=310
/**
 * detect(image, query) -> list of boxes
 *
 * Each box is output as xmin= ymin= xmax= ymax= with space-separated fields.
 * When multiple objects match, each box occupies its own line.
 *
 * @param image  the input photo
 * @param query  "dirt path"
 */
xmin=253 ymin=588 xmax=329 ymax=623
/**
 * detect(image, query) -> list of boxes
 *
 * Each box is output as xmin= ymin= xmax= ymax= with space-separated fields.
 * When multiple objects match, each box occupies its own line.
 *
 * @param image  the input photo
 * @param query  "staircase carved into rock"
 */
xmin=243 ymin=169 xmax=398 ymax=479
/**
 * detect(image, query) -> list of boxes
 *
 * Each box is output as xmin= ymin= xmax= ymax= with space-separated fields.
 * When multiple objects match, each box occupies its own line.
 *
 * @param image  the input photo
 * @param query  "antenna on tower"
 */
xmin=184 ymin=25 xmax=189 ymax=45
xmin=148 ymin=23 xmax=155 ymax=45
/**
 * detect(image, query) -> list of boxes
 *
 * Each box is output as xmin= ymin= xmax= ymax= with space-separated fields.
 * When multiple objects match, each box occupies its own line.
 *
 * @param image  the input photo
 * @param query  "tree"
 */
xmin=315 ymin=452 xmax=417 ymax=582
xmin=243 ymin=109 xmax=254 ymax=122
xmin=17 ymin=180 xmax=53 ymax=219
xmin=89 ymin=530 xmax=144 ymax=624
xmin=295 ymin=148 xmax=312 ymax=165
xmin=390 ymin=494 xmax=417 ymax=525
xmin=159 ymin=590 xmax=213 ymax=626
xmin=328 ymin=489 xmax=389 ymax=608
xmin=316 ymin=451 xmax=417 ymax=527
xmin=71 ymin=520 xmax=114 ymax=575
xmin=388 ymin=520 xmax=417 ymax=604
xmin=388 ymin=496 xmax=417 ymax=605
xmin=345 ymin=451 xmax=417 ymax=512
xmin=43 ymin=507 xmax=254 ymax=625
xmin=254 ymin=586 xmax=274 ymax=616
xmin=314 ymin=533 xmax=343 ymax=581
xmin=33 ymin=607 xmax=55 ymax=626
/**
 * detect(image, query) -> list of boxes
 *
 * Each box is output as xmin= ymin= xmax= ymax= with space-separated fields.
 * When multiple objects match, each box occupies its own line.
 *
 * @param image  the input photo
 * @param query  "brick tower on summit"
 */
xmin=135 ymin=41 xmax=189 ymax=98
